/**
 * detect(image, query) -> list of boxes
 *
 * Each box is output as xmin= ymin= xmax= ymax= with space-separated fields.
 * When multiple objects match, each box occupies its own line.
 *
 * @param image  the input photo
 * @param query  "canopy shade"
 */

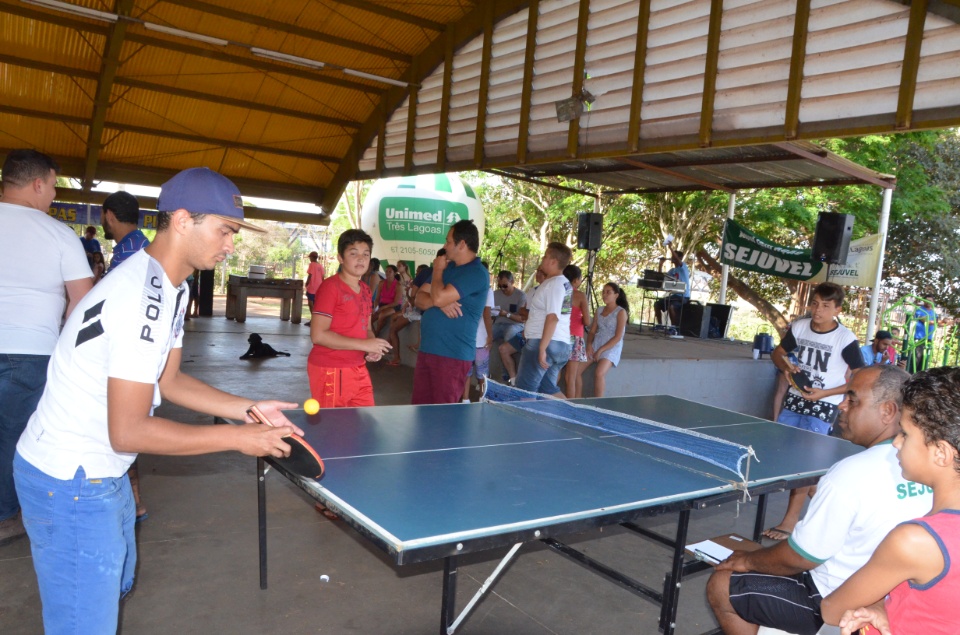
xmin=1 ymin=0 xmax=957 ymax=222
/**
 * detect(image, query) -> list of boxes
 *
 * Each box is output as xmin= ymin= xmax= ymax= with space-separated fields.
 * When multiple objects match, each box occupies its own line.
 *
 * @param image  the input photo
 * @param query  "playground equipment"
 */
xmin=881 ymin=294 xmax=939 ymax=373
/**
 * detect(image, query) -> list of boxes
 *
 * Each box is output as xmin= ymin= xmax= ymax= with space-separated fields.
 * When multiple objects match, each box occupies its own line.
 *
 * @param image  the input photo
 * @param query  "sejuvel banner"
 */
xmin=720 ymin=219 xmax=824 ymax=281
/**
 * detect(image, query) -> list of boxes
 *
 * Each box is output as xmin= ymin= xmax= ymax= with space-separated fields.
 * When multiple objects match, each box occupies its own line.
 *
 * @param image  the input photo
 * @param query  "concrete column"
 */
xmin=865 ymin=187 xmax=894 ymax=342
xmin=718 ymin=191 xmax=737 ymax=305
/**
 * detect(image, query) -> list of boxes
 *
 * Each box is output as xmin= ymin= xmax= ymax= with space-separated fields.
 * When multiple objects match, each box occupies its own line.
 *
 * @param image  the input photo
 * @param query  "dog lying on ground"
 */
xmin=240 ymin=333 xmax=291 ymax=359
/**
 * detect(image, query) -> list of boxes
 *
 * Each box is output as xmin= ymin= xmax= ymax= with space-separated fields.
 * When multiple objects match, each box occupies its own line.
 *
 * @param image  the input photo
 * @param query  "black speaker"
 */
xmin=811 ymin=213 xmax=854 ymax=265
xmin=577 ymin=213 xmax=602 ymax=250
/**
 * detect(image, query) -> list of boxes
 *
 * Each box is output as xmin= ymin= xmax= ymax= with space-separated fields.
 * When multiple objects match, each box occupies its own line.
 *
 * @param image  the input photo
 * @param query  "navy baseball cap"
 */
xmin=157 ymin=167 xmax=265 ymax=233
xmin=873 ymin=330 xmax=894 ymax=342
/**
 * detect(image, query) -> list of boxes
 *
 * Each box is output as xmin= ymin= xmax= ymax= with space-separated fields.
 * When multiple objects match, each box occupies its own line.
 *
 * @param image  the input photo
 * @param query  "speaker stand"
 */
xmin=492 ymin=218 xmax=521 ymax=276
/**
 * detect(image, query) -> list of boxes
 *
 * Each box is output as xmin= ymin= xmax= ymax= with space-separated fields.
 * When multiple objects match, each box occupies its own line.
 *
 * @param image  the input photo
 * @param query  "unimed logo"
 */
xmin=379 ymin=196 xmax=468 ymax=244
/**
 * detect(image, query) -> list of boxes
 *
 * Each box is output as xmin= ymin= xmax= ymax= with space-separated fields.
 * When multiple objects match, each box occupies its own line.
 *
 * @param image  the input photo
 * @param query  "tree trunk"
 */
xmin=696 ymin=248 xmax=790 ymax=337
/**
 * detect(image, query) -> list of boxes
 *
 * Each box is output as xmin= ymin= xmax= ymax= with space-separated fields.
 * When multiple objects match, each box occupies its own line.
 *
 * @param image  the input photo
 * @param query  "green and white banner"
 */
xmin=808 ymin=233 xmax=881 ymax=287
xmin=720 ymin=219 xmax=824 ymax=281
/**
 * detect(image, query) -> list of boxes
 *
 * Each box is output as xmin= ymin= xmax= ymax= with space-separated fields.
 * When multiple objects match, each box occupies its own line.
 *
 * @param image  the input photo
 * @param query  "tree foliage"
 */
xmin=321 ymin=130 xmax=960 ymax=328
xmin=475 ymin=174 xmax=663 ymax=289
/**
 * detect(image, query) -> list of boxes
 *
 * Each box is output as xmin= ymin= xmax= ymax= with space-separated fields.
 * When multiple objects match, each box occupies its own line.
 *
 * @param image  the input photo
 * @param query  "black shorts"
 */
xmin=654 ymin=294 xmax=684 ymax=311
xmin=728 ymin=570 xmax=824 ymax=635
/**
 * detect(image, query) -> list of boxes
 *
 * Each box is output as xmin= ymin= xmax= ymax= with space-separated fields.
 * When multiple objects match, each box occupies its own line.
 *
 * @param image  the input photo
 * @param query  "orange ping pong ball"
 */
xmin=304 ymin=399 xmax=320 ymax=415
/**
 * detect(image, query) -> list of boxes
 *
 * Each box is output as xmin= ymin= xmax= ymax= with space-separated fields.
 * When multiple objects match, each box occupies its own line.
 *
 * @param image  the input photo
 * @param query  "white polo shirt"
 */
xmin=18 ymin=250 xmax=189 ymax=479
xmin=788 ymin=440 xmax=933 ymax=595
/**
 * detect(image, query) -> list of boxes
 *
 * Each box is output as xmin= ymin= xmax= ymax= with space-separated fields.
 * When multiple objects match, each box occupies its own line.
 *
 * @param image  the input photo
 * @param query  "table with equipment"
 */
xmin=637 ymin=270 xmax=687 ymax=332
xmin=253 ymin=383 xmax=857 ymax=635
xmin=225 ymin=275 xmax=303 ymax=324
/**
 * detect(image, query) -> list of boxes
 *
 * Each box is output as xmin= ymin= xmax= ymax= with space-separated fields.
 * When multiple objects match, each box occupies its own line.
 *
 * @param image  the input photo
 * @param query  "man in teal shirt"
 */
xmin=412 ymin=220 xmax=489 ymax=404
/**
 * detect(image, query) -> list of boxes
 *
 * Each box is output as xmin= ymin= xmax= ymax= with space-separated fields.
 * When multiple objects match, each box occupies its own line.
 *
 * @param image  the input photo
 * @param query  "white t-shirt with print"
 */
xmin=0 ymin=202 xmax=92 ymax=355
xmin=18 ymin=250 xmax=189 ymax=479
xmin=789 ymin=441 xmax=933 ymax=595
xmin=780 ymin=317 xmax=864 ymax=423
xmin=523 ymin=275 xmax=572 ymax=342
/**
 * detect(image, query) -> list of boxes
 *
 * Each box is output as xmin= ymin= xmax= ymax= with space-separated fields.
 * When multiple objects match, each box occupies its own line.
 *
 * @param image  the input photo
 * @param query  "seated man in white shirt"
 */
xmin=706 ymin=365 xmax=932 ymax=635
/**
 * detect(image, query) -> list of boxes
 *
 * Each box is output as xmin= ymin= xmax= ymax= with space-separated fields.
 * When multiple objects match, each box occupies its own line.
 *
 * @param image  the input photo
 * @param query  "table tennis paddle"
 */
xmin=246 ymin=406 xmax=324 ymax=479
xmin=788 ymin=370 xmax=814 ymax=394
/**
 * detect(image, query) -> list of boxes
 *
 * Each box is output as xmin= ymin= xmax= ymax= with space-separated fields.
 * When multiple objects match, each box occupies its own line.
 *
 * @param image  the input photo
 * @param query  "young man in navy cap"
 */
xmin=14 ymin=167 xmax=301 ymax=633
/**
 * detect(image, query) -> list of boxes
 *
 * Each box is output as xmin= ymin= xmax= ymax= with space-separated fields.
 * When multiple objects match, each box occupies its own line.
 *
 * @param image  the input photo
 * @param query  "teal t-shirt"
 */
xmin=420 ymin=258 xmax=489 ymax=361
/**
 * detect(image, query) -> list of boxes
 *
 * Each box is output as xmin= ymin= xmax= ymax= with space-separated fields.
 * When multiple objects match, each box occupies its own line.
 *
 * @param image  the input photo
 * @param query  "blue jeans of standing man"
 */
xmin=14 ymin=453 xmax=137 ymax=634
xmin=515 ymin=338 xmax=572 ymax=395
xmin=0 ymin=353 xmax=49 ymax=522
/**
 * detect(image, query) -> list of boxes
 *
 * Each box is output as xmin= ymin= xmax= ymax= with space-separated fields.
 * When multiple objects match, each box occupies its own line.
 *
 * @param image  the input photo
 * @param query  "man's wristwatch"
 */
xmin=505 ymin=312 xmax=512 ymax=319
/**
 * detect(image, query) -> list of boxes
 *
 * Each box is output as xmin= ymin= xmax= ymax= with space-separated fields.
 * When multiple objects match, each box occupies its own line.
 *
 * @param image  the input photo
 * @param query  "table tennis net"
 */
xmin=482 ymin=380 xmax=756 ymax=486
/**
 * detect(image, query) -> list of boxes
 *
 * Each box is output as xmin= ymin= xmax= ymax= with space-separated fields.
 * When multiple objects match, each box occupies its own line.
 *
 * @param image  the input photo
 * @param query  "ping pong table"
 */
xmin=252 ymin=394 xmax=858 ymax=634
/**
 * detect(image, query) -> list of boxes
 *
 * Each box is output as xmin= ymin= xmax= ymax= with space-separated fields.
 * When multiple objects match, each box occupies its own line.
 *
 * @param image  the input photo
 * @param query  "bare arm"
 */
xmin=771 ymin=345 xmax=799 ymax=374
xmin=428 ymin=258 xmax=462 ymax=309
xmin=157 ymin=349 xmax=299 ymax=425
xmin=537 ymin=313 xmax=559 ymax=369
xmin=586 ymin=313 xmax=599 ymax=350
xmin=579 ymin=292 xmax=591 ymax=329
xmin=483 ymin=306 xmax=493 ymax=348
xmin=821 ymin=524 xmax=940 ymax=625
xmin=310 ymin=314 xmax=390 ymax=355
xmin=109 ymin=348 xmax=299 ymax=458
xmin=415 ymin=282 xmax=433 ymax=310
xmin=714 ymin=539 xmax=818 ymax=577
xmin=64 ymin=277 xmax=94 ymax=319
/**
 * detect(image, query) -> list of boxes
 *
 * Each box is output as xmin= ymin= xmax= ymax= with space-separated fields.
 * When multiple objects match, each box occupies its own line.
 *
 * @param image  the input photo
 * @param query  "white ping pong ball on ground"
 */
xmin=320 ymin=575 xmax=330 ymax=583
xmin=304 ymin=399 xmax=320 ymax=415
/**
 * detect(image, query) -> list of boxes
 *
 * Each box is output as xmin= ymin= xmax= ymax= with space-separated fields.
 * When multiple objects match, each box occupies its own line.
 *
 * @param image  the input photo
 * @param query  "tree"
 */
xmin=879 ymin=131 xmax=960 ymax=311
xmin=698 ymin=130 xmax=960 ymax=332
xmin=476 ymin=174 xmax=591 ymax=285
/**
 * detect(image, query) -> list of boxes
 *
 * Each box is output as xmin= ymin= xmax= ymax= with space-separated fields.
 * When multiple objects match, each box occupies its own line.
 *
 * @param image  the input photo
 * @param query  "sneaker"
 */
xmin=304 ymin=320 xmax=311 ymax=326
xmin=0 ymin=514 xmax=26 ymax=547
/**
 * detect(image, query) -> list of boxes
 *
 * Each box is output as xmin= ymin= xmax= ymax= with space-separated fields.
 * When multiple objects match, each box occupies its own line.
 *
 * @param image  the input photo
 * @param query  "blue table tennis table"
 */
xmin=253 ymin=394 xmax=858 ymax=635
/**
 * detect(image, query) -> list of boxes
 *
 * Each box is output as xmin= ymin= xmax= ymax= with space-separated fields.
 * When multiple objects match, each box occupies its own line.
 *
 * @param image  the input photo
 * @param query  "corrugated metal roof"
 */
xmin=0 ymin=0 xmax=481 ymax=214
xmin=1 ymin=0 xmax=958 ymax=222
xmin=494 ymin=141 xmax=897 ymax=193
xmin=360 ymin=0 xmax=960 ymax=193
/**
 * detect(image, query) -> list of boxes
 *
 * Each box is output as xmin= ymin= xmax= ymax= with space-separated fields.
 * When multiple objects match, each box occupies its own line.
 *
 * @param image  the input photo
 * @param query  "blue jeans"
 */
xmin=0 ymin=354 xmax=49 ymax=521
xmin=516 ymin=338 xmax=572 ymax=395
xmin=492 ymin=320 xmax=523 ymax=344
xmin=777 ymin=409 xmax=832 ymax=435
xmin=14 ymin=453 xmax=137 ymax=634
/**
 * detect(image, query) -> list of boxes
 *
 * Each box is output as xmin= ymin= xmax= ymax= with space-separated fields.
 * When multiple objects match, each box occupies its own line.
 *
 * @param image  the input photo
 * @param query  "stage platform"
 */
xmin=218 ymin=294 xmax=778 ymax=418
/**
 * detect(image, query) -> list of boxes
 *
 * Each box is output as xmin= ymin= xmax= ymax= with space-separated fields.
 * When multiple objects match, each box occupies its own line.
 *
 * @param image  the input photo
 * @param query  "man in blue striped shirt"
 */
xmin=102 ymin=190 xmax=149 ymax=272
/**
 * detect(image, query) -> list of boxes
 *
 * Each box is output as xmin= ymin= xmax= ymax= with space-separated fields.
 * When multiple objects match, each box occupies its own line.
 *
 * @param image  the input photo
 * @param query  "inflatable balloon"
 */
xmin=360 ymin=173 xmax=484 ymax=268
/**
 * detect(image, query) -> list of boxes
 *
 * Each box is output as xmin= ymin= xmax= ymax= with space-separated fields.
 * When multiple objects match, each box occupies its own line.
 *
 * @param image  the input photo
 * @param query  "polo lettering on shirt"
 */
xmin=141 ymin=274 xmax=164 ymax=342
xmin=17 ymin=249 xmax=188 ymax=480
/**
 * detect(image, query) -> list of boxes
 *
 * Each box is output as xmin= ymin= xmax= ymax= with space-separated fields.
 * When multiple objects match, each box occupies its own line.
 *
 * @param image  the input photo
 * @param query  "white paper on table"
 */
xmin=685 ymin=539 xmax=733 ymax=564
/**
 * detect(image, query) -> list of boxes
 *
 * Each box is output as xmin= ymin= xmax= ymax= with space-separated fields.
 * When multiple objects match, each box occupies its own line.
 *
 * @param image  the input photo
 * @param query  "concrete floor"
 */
xmin=0 ymin=300 xmax=792 ymax=635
